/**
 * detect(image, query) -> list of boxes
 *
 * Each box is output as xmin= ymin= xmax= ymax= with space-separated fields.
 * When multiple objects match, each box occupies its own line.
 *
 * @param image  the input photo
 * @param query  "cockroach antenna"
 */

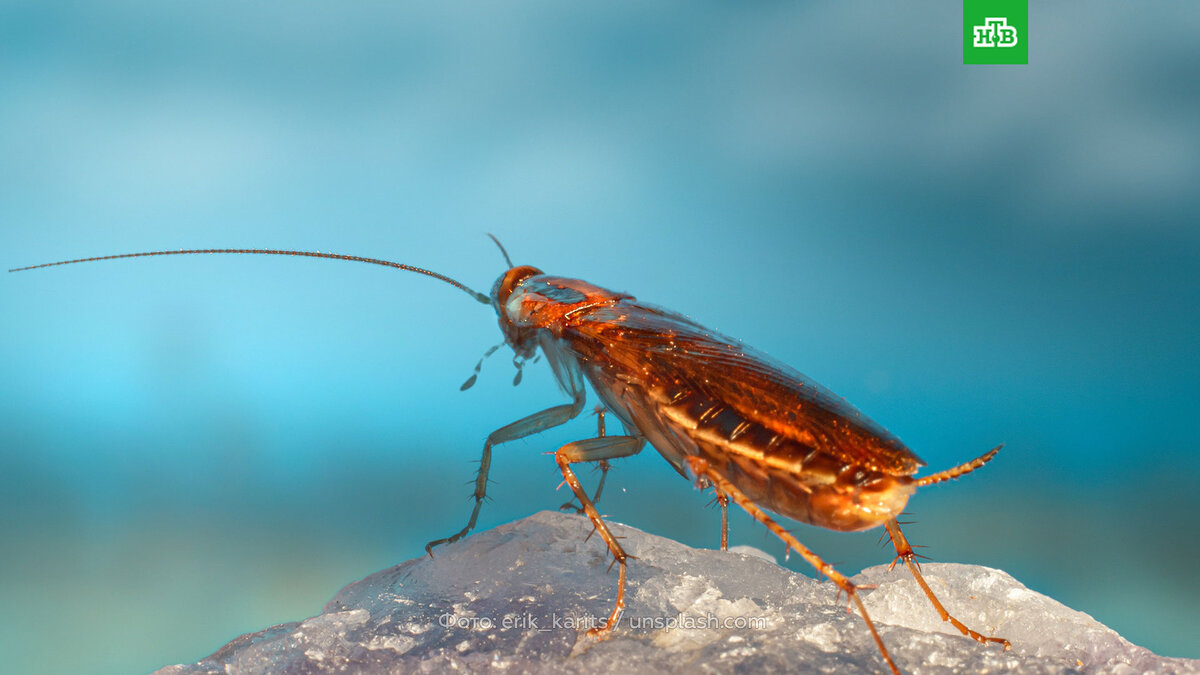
xmin=8 ymin=248 xmax=493 ymax=305
xmin=486 ymin=233 xmax=514 ymax=268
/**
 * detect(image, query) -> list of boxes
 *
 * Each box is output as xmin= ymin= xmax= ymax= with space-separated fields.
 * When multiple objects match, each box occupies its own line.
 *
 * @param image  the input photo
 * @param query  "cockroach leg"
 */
xmin=558 ymin=458 xmax=611 ymax=514
xmin=884 ymin=519 xmax=1011 ymax=650
xmin=555 ymin=434 xmax=645 ymax=636
xmin=685 ymin=456 xmax=901 ymax=675
xmin=588 ymin=460 xmax=612 ymax=503
xmin=589 ymin=409 xmax=613 ymax=506
xmin=701 ymin=483 xmax=730 ymax=551
xmin=425 ymin=391 xmax=585 ymax=556
xmin=560 ymin=407 xmax=613 ymax=513
xmin=716 ymin=489 xmax=730 ymax=552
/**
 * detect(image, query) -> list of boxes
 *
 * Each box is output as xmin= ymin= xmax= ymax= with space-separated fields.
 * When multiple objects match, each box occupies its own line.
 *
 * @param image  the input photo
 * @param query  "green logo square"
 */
xmin=964 ymin=0 xmax=1028 ymax=64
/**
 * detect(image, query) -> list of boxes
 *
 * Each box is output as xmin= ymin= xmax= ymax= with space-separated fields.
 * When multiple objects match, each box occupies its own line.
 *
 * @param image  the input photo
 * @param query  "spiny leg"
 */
xmin=717 ymin=489 xmax=729 ymax=551
xmin=698 ymin=478 xmax=730 ymax=550
xmin=560 ymin=407 xmax=614 ymax=513
xmin=425 ymin=391 xmax=585 ymax=555
xmin=555 ymin=434 xmax=645 ymax=636
xmin=589 ymin=409 xmax=613 ymax=505
xmin=884 ymin=518 xmax=1010 ymax=649
xmin=685 ymin=456 xmax=900 ymax=675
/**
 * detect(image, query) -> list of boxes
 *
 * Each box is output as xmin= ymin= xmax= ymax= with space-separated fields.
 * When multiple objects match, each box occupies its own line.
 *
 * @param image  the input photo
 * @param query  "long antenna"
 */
xmin=9 ymin=248 xmax=492 ymax=304
xmin=486 ymin=233 xmax=514 ymax=268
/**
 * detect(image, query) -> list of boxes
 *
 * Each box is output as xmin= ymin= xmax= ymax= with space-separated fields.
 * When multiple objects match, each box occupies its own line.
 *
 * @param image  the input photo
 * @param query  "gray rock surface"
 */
xmin=156 ymin=511 xmax=1198 ymax=674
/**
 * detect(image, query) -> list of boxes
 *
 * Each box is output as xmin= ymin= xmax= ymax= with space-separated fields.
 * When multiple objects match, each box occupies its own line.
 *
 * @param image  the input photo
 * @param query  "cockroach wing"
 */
xmin=561 ymin=301 xmax=925 ymax=477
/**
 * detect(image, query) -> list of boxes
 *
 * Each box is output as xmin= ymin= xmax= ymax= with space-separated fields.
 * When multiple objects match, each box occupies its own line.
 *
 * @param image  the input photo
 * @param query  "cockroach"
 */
xmin=11 ymin=244 xmax=1010 ymax=674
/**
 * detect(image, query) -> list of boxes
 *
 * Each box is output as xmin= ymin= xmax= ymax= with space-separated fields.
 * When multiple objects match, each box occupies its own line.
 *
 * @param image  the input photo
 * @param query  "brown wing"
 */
xmin=561 ymin=300 xmax=925 ymax=476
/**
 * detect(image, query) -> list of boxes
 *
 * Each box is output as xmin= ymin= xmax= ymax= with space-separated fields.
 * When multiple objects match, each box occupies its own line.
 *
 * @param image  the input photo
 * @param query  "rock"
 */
xmin=155 ymin=511 xmax=1199 ymax=674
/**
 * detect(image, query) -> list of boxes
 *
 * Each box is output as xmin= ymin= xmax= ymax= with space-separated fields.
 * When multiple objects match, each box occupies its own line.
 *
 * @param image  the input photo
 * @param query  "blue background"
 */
xmin=2 ymin=2 xmax=1198 ymax=673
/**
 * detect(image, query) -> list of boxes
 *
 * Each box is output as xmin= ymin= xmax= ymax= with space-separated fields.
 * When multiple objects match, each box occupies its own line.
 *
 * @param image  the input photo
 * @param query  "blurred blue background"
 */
xmin=3 ymin=2 xmax=1198 ymax=673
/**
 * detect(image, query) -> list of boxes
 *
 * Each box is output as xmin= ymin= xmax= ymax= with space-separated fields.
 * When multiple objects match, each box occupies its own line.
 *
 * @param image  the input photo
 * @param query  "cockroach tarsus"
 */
xmin=12 ymin=245 xmax=1010 ymax=674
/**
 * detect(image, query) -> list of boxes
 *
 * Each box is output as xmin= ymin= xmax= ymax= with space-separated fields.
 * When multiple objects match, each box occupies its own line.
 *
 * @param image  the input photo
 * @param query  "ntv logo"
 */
xmin=964 ymin=1 xmax=1026 ymax=64
xmin=973 ymin=17 xmax=1018 ymax=48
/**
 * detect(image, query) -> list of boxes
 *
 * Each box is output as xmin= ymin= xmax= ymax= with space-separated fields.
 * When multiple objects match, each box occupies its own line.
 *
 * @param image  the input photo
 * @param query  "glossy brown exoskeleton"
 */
xmin=12 ymin=246 xmax=1009 ymax=674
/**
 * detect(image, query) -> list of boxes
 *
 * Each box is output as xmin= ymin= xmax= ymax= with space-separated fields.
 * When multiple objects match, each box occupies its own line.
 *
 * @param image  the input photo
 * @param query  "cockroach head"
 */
xmin=492 ymin=265 xmax=542 ymax=309
xmin=492 ymin=265 xmax=543 ymax=359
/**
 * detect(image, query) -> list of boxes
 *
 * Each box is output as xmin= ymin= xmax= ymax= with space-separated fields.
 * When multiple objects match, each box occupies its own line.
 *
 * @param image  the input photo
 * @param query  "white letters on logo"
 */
xmin=972 ymin=17 xmax=1018 ymax=48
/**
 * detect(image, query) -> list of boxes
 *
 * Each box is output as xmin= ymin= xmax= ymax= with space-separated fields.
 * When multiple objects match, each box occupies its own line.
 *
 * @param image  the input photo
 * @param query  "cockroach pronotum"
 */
xmin=11 ymin=244 xmax=1011 ymax=674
